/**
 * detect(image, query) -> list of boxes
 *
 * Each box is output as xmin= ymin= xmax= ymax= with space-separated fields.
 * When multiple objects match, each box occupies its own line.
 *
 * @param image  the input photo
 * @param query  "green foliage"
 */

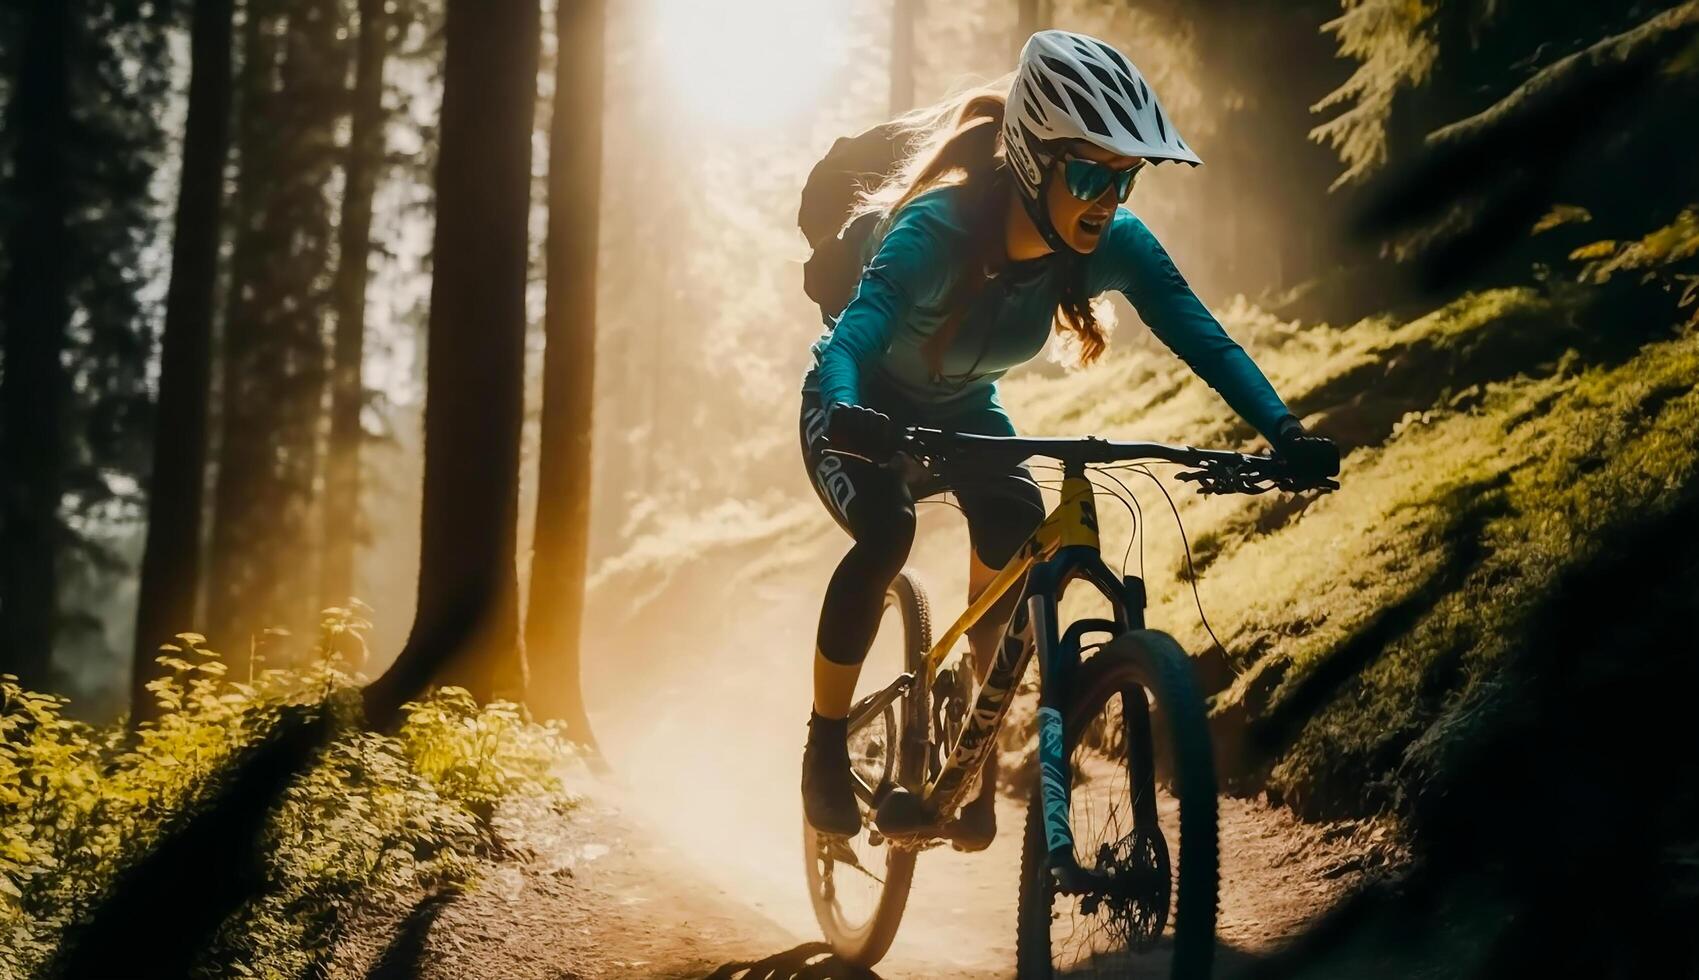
xmin=997 ymin=280 xmax=1699 ymax=823
xmin=1310 ymin=0 xmax=1441 ymax=186
xmin=1573 ymin=207 xmax=1699 ymax=326
xmin=0 ymin=610 xmax=576 ymax=978
xmin=1261 ymin=326 xmax=1699 ymax=814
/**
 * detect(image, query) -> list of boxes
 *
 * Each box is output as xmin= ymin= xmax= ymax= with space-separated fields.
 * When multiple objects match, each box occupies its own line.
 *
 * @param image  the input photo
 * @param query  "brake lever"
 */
xmin=1176 ymin=466 xmax=1339 ymax=496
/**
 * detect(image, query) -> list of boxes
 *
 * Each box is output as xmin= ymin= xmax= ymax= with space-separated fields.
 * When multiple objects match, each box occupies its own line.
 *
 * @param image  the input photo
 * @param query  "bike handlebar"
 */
xmin=891 ymin=426 xmax=1339 ymax=496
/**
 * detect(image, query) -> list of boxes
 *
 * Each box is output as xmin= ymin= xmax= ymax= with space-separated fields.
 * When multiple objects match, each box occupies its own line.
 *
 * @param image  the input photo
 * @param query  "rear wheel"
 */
xmin=1016 ymin=629 xmax=1219 ymax=978
xmin=802 ymin=569 xmax=931 ymax=967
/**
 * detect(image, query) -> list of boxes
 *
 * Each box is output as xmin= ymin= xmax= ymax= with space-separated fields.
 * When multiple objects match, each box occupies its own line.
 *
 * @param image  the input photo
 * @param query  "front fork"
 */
xmin=1036 ymin=560 xmax=1159 ymax=886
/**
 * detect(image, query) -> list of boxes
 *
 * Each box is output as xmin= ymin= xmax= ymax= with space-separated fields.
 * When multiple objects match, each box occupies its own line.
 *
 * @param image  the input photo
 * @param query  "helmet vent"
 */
xmin=1063 ymin=86 xmax=1111 ymax=138
xmin=1022 ymin=127 xmax=1050 ymax=175
xmin=1021 ymin=80 xmax=1048 ymax=123
xmin=1105 ymin=95 xmax=1143 ymax=141
xmin=1115 ymin=70 xmax=1143 ymax=109
xmin=1040 ymin=55 xmax=1092 ymax=95
xmin=1152 ymin=104 xmax=1168 ymax=142
xmin=1032 ymin=71 xmax=1068 ymax=114
xmin=1082 ymin=59 xmax=1119 ymax=94
xmin=1092 ymin=39 xmax=1133 ymax=77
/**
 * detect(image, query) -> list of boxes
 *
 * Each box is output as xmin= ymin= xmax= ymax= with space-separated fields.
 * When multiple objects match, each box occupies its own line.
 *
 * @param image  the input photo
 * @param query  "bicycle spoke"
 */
xmin=1045 ymin=686 xmax=1174 ymax=976
xmin=805 ymin=589 xmax=921 ymax=966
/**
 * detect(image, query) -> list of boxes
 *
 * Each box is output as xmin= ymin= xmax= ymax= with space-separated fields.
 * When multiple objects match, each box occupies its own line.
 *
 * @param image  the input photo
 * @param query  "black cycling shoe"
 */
xmin=802 ymin=712 xmax=862 ymax=838
xmin=946 ymin=790 xmax=997 ymax=852
xmin=873 ymin=787 xmax=936 ymax=838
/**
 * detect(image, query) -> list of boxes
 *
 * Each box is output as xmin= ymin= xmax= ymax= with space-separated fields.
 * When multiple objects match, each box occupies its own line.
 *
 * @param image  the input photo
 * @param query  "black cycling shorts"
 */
xmin=798 ymin=388 xmax=1045 ymax=569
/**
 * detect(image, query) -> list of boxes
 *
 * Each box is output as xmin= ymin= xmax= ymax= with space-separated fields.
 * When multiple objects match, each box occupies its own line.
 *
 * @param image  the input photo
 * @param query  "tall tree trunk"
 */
xmin=131 ymin=0 xmax=236 ymax=722
xmin=207 ymin=2 xmax=281 ymax=660
xmin=890 ymin=0 xmax=915 ymax=115
xmin=1015 ymin=0 xmax=1046 ymax=52
xmin=0 ymin=0 xmax=73 ymax=691
xmin=321 ymin=0 xmax=390 ymax=614
xmin=207 ymin=0 xmax=344 ymax=660
xmin=525 ymin=0 xmax=604 ymax=755
xmin=362 ymin=0 xmax=539 ymax=728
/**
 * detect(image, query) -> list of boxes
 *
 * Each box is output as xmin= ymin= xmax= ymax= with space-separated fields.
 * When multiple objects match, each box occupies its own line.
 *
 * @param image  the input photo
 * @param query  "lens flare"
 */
xmin=645 ymin=0 xmax=852 ymax=129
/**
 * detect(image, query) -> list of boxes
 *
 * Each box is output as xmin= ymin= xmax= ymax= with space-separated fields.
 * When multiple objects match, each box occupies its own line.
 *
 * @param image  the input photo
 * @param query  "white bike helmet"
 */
xmin=1003 ymin=30 xmax=1200 ymax=252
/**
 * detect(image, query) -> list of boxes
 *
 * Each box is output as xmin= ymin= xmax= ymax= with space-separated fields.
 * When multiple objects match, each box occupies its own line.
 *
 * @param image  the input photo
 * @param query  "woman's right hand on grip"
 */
xmin=825 ymin=404 xmax=901 ymax=462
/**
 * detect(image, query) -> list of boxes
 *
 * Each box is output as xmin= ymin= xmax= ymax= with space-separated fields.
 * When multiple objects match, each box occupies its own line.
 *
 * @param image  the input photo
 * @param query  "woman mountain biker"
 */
xmin=797 ymin=30 xmax=1339 ymax=848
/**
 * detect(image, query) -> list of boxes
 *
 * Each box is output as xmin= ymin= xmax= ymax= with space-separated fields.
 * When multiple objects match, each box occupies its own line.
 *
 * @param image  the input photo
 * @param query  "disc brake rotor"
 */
xmin=1075 ymin=826 xmax=1170 ymax=951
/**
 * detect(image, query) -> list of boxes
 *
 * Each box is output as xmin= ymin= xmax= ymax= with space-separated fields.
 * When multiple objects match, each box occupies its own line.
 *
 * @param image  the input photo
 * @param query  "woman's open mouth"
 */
xmin=1078 ymin=213 xmax=1109 ymax=236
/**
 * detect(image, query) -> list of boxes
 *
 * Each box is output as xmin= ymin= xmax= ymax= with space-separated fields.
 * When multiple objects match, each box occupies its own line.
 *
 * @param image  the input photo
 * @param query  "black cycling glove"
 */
xmin=825 ymin=403 xmax=902 ymax=462
xmin=1273 ymin=415 xmax=1340 ymax=479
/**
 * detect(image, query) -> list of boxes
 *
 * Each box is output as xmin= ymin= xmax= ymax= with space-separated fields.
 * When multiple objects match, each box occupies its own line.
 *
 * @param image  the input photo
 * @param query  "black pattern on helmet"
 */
xmin=1002 ymin=29 xmax=1201 ymax=205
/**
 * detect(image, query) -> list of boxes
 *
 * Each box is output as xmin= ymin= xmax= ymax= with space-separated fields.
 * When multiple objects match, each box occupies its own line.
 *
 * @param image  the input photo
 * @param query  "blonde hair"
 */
xmin=849 ymin=76 xmax=1109 ymax=374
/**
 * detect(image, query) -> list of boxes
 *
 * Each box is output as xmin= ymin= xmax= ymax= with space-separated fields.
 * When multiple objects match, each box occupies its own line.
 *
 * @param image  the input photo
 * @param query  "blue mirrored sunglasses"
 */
xmin=1061 ymin=157 xmax=1146 ymax=203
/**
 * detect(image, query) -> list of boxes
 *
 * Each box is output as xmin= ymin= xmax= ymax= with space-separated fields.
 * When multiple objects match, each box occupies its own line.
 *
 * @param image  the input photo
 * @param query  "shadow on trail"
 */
xmin=361 ymin=887 xmax=459 ymax=980
xmin=48 ymin=709 xmax=329 ymax=979
xmin=704 ymin=942 xmax=883 ymax=980
xmin=1052 ymin=938 xmax=1266 ymax=978
xmin=705 ymin=937 xmax=1274 ymax=978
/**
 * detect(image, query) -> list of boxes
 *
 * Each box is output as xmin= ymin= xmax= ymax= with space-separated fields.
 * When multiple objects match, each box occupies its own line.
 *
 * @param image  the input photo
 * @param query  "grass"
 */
xmin=1003 ymin=285 xmax=1699 ymax=821
xmin=584 ymin=277 xmax=1699 ymax=846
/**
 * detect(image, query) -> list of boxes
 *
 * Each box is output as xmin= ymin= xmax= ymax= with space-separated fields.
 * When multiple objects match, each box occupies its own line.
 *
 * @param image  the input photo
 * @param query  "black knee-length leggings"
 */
xmin=800 ymin=389 xmax=1046 ymax=667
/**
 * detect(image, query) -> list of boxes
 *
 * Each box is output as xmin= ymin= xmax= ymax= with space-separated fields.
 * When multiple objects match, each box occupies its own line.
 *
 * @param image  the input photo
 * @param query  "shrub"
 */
xmin=0 ymin=608 xmax=576 ymax=979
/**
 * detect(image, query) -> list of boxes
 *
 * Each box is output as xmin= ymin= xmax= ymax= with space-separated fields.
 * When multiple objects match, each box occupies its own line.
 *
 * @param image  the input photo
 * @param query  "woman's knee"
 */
xmin=967 ymin=489 xmax=1044 ymax=569
xmin=850 ymin=499 xmax=916 ymax=579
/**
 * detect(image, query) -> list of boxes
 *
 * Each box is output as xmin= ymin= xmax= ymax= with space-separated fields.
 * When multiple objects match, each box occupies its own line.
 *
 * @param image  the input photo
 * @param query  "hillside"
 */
xmin=585 ymin=280 xmax=1699 ymax=970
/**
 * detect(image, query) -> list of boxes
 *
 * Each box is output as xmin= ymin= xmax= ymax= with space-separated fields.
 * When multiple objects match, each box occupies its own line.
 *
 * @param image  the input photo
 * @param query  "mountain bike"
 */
xmin=801 ymin=426 xmax=1337 ymax=978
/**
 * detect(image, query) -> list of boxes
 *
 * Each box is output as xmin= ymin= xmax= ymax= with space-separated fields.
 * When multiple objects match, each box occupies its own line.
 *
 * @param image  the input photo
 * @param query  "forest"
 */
xmin=2 ymin=0 xmax=1697 ymax=977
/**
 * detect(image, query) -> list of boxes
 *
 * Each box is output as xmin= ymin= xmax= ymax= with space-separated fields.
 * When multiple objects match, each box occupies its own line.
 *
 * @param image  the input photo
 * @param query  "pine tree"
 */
xmin=1 ymin=0 xmax=173 ymax=691
xmin=321 ymin=0 xmax=394 ymax=615
xmin=207 ymin=0 xmax=350 ymax=660
xmin=132 ymin=0 xmax=237 ymax=720
xmin=0 ymin=0 xmax=74 ymax=690
xmin=364 ymin=0 xmax=540 ymax=727
xmin=526 ymin=0 xmax=605 ymax=754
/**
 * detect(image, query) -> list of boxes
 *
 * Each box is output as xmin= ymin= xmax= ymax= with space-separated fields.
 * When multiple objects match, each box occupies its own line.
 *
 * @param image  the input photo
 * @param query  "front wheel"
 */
xmin=802 ymin=569 xmax=931 ymax=967
xmin=1016 ymin=629 xmax=1219 ymax=978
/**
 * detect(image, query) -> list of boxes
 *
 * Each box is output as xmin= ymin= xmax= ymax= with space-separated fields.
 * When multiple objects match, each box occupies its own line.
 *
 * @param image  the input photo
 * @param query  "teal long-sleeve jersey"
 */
xmin=799 ymin=184 xmax=1293 ymax=441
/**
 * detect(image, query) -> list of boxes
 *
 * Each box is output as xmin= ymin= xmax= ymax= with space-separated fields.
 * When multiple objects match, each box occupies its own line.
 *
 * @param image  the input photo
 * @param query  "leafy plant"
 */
xmin=1573 ymin=207 xmax=1699 ymax=326
xmin=0 ymin=606 xmax=576 ymax=978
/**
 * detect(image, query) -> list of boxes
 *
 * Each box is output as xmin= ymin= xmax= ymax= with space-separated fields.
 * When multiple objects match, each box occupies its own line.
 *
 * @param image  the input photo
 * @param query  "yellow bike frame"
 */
xmin=920 ymin=472 xmax=1099 ymax=684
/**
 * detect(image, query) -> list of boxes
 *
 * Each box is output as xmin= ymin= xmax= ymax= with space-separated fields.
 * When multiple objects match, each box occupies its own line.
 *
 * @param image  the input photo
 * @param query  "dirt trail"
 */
xmin=328 ymin=541 xmax=1386 ymax=977
xmin=330 ymin=770 xmax=1379 ymax=979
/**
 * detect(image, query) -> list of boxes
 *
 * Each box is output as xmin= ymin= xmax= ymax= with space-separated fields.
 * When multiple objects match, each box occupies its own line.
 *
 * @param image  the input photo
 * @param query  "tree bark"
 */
xmin=363 ymin=0 xmax=539 ymax=728
xmin=1426 ymin=1 xmax=1699 ymax=156
xmin=1015 ymin=0 xmax=1046 ymax=53
xmin=321 ymin=0 xmax=391 ymax=614
xmin=207 ymin=0 xmax=344 ymax=658
xmin=207 ymin=1 xmax=280 ymax=659
xmin=131 ymin=0 xmax=235 ymax=721
xmin=0 ymin=0 xmax=74 ymax=691
xmin=525 ymin=0 xmax=604 ymax=755
xmin=891 ymin=0 xmax=916 ymax=115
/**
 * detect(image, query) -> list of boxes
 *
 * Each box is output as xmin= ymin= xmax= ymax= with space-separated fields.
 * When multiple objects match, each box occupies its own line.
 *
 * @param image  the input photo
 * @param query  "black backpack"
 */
xmin=798 ymin=120 xmax=920 ymax=320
